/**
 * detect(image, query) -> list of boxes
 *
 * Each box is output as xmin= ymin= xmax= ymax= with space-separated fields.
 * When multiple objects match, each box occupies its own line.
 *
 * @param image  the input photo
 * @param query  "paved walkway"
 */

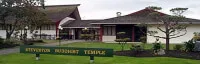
xmin=0 ymin=40 xmax=84 ymax=55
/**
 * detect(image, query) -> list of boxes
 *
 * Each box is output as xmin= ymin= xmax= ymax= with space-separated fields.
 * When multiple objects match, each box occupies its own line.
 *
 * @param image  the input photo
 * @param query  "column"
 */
xmin=132 ymin=25 xmax=135 ymax=42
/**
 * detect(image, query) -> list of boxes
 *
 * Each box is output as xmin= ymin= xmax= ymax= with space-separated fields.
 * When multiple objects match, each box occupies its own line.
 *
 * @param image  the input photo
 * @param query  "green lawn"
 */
xmin=43 ymin=40 xmax=59 ymax=43
xmin=0 ymin=42 xmax=198 ymax=64
xmin=64 ymin=42 xmax=177 ymax=50
xmin=63 ymin=42 xmax=132 ymax=51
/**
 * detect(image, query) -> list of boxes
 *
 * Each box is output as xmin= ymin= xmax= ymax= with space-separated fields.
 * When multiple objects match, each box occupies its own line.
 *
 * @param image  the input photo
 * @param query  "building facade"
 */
xmin=61 ymin=8 xmax=200 ymax=43
xmin=0 ymin=4 xmax=81 ymax=39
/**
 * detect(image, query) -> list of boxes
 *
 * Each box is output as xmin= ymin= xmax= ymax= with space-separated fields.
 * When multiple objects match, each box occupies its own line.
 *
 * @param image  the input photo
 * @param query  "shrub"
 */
xmin=80 ymin=34 xmax=93 ymax=41
xmin=193 ymin=32 xmax=200 ymax=41
xmin=1 ymin=39 xmax=19 ymax=48
xmin=28 ymin=39 xmax=44 ymax=43
xmin=24 ymin=40 xmax=34 ymax=45
xmin=130 ymin=44 xmax=143 ymax=52
xmin=173 ymin=44 xmax=183 ymax=50
xmin=0 ymin=37 xmax=4 ymax=44
xmin=130 ymin=44 xmax=143 ymax=56
xmin=152 ymin=42 xmax=162 ymax=53
xmin=184 ymin=39 xmax=195 ymax=52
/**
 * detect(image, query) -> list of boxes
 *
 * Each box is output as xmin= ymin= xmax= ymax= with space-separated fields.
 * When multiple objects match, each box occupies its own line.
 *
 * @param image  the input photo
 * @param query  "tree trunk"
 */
xmin=165 ymin=22 xmax=170 ymax=52
xmin=6 ymin=33 xmax=11 ymax=39
xmin=166 ymin=37 xmax=170 ymax=51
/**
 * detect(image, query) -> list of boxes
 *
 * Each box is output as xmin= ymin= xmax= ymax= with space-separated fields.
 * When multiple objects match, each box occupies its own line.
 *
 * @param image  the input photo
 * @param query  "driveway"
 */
xmin=0 ymin=40 xmax=83 ymax=55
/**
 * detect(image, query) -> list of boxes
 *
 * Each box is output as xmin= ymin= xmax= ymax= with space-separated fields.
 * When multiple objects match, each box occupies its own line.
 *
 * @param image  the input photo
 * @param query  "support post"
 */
xmin=36 ymin=54 xmax=40 ymax=60
xmin=90 ymin=56 xmax=94 ymax=63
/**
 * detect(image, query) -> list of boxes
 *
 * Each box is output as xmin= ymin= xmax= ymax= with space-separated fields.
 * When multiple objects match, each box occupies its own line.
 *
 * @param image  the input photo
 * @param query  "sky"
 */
xmin=45 ymin=0 xmax=200 ymax=20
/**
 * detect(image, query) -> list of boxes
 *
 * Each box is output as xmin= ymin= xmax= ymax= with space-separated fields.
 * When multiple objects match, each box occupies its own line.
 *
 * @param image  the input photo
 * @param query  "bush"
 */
xmin=130 ymin=44 xmax=143 ymax=51
xmin=152 ymin=42 xmax=162 ymax=53
xmin=173 ymin=44 xmax=183 ymax=50
xmin=24 ymin=40 xmax=34 ymax=45
xmin=28 ymin=39 xmax=44 ymax=43
xmin=115 ymin=38 xmax=131 ymax=42
xmin=0 ymin=39 xmax=19 ymax=49
xmin=0 ymin=37 xmax=4 ymax=44
xmin=130 ymin=44 xmax=143 ymax=55
xmin=184 ymin=39 xmax=195 ymax=52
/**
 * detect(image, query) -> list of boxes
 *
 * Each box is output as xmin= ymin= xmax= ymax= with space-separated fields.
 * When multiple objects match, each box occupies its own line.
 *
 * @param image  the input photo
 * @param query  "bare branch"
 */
xmin=169 ymin=30 xmax=180 ymax=36
xmin=170 ymin=29 xmax=187 ymax=39
xmin=157 ymin=24 xmax=166 ymax=33
xmin=148 ymin=34 xmax=166 ymax=39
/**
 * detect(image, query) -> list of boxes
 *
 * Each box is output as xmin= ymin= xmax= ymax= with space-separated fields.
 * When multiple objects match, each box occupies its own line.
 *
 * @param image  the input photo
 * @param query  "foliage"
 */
xmin=193 ymin=32 xmax=200 ymax=41
xmin=13 ymin=31 xmax=20 ymax=39
xmin=0 ymin=38 xmax=20 ymax=49
xmin=115 ymin=32 xmax=130 ymax=51
xmin=139 ymin=6 xmax=189 ymax=51
xmin=130 ymin=44 xmax=143 ymax=55
xmin=140 ymin=36 xmax=147 ymax=48
xmin=184 ymin=39 xmax=195 ymax=52
xmin=2 ymin=42 xmax=200 ymax=64
xmin=32 ymin=31 xmax=38 ymax=39
xmin=80 ymin=34 xmax=94 ymax=41
xmin=0 ymin=0 xmax=48 ymax=39
xmin=28 ymin=39 xmax=44 ymax=43
xmin=173 ymin=44 xmax=184 ymax=50
xmin=152 ymin=41 xmax=162 ymax=53
xmin=115 ymin=38 xmax=130 ymax=42
xmin=140 ymin=36 xmax=147 ymax=44
xmin=0 ymin=37 xmax=4 ymax=45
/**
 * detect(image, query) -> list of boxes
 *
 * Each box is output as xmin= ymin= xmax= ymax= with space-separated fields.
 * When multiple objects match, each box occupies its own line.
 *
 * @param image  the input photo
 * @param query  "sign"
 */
xmin=20 ymin=46 xmax=113 ymax=57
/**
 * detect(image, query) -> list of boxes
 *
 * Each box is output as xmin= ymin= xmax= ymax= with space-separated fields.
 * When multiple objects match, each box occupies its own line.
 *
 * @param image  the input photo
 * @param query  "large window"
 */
xmin=41 ymin=24 xmax=56 ymax=30
xmin=103 ymin=26 xmax=116 ymax=36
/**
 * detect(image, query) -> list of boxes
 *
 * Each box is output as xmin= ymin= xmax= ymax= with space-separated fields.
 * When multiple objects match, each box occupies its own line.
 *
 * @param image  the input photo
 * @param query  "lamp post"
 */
xmin=58 ymin=26 xmax=63 ymax=46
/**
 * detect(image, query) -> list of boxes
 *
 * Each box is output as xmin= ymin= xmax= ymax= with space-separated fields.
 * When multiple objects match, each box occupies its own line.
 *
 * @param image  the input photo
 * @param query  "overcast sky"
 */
xmin=45 ymin=0 xmax=200 ymax=20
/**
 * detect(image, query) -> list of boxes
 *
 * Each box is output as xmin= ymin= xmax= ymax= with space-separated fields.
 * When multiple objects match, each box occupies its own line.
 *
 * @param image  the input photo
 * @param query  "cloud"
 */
xmin=45 ymin=0 xmax=200 ymax=20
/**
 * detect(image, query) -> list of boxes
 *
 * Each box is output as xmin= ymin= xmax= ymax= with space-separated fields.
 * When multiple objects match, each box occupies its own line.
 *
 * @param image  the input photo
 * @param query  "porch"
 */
xmin=100 ymin=24 xmax=146 ymax=42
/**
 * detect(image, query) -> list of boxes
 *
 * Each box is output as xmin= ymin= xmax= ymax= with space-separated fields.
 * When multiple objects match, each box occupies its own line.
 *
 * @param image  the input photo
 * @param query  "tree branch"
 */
xmin=169 ymin=30 xmax=180 ymax=36
xmin=157 ymin=24 xmax=166 ymax=33
xmin=148 ymin=34 xmax=166 ymax=39
xmin=170 ymin=29 xmax=187 ymax=39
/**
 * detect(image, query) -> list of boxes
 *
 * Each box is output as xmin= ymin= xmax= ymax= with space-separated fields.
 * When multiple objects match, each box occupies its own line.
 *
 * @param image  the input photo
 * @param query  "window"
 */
xmin=103 ymin=26 xmax=116 ymax=36
xmin=41 ymin=24 xmax=56 ymax=30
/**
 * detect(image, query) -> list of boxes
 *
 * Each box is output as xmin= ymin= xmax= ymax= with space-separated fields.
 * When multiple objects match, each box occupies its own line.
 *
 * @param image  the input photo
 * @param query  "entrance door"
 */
xmin=134 ymin=26 xmax=147 ymax=42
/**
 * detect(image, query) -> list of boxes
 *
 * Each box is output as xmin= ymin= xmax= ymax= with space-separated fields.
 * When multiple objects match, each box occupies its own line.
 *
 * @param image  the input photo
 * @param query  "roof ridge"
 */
xmin=45 ymin=4 xmax=80 ymax=7
xmin=125 ymin=8 xmax=166 ymax=16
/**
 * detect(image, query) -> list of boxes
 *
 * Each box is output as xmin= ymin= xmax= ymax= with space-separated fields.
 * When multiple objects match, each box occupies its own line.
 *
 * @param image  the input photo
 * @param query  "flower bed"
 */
xmin=115 ymin=50 xmax=200 ymax=60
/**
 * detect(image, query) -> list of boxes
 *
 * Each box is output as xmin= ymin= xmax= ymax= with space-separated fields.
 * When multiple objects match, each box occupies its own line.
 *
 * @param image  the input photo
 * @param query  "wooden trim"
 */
xmin=62 ymin=27 xmax=100 ymax=28
xmin=99 ymin=25 xmax=103 ymax=41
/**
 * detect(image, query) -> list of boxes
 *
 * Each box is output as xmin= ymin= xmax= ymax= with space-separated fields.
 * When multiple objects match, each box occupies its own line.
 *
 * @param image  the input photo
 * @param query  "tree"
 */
xmin=115 ymin=32 xmax=130 ymax=51
xmin=0 ymin=0 xmax=47 ymax=39
xmin=139 ymin=6 xmax=189 ymax=51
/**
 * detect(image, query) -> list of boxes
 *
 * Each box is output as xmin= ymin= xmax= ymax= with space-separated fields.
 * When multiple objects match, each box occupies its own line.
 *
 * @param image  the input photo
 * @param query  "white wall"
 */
xmin=147 ymin=24 xmax=200 ymax=44
xmin=102 ymin=36 xmax=116 ymax=42
xmin=0 ymin=30 xmax=7 ymax=38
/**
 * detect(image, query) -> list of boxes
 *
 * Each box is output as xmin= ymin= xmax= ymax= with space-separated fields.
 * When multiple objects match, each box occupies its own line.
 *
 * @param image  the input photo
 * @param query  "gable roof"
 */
xmin=91 ymin=8 xmax=200 ymax=24
xmin=62 ymin=8 xmax=200 ymax=28
xmin=39 ymin=4 xmax=81 ymax=22
xmin=61 ymin=20 xmax=101 ymax=28
xmin=0 ymin=4 xmax=81 ymax=24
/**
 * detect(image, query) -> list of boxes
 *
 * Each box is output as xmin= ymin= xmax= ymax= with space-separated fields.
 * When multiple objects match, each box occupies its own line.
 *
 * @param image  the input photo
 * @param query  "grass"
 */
xmin=43 ymin=40 xmax=59 ymax=43
xmin=33 ymin=39 xmax=58 ymax=45
xmin=63 ymin=42 xmax=131 ymax=51
xmin=64 ymin=42 xmax=177 ymax=50
xmin=0 ymin=42 xmax=198 ymax=64
xmin=0 ymin=53 xmax=199 ymax=64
